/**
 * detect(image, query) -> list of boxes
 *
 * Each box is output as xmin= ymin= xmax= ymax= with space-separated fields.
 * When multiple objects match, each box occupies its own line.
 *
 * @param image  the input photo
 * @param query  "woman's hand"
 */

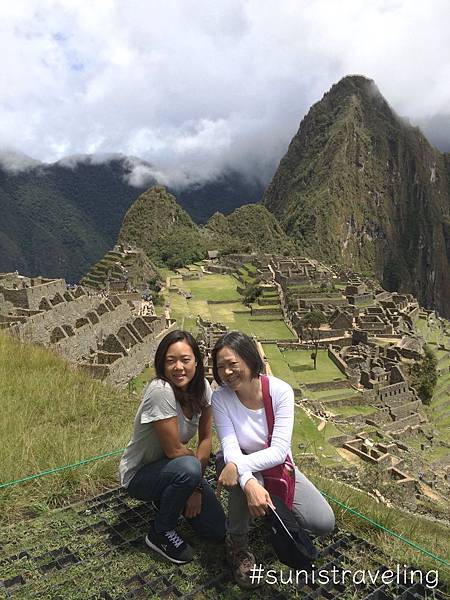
xmin=216 ymin=462 xmax=238 ymax=495
xmin=244 ymin=479 xmax=274 ymax=518
xmin=183 ymin=489 xmax=202 ymax=518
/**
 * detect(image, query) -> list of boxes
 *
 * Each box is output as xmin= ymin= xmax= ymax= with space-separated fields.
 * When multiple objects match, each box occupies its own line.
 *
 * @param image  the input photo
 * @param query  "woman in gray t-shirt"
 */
xmin=119 ymin=330 xmax=225 ymax=564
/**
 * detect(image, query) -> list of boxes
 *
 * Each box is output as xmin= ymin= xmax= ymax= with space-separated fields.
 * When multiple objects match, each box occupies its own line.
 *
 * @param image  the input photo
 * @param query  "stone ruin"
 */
xmin=196 ymin=316 xmax=228 ymax=382
xmin=207 ymin=253 xmax=449 ymax=503
xmin=0 ymin=272 xmax=171 ymax=388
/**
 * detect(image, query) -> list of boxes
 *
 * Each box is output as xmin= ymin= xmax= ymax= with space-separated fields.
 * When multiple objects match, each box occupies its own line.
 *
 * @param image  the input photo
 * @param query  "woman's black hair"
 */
xmin=154 ymin=329 xmax=206 ymax=413
xmin=212 ymin=331 xmax=264 ymax=385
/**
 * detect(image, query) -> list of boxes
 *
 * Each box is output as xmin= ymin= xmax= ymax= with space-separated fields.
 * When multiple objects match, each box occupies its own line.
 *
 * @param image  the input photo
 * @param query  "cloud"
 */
xmin=0 ymin=0 xmax=449 ymax=185
xmin=0 ymin=149 xmax=41 ymax=173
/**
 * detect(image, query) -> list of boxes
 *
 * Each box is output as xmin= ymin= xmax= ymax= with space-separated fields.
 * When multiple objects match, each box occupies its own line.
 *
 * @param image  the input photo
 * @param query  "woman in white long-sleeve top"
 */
xmin=211 ymin=331 xmax=334 ymax=588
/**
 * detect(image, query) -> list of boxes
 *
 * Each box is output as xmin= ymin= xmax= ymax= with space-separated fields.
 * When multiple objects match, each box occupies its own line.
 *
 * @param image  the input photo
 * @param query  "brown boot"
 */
xmin=225 ymin=534 xmax=262 ymax=589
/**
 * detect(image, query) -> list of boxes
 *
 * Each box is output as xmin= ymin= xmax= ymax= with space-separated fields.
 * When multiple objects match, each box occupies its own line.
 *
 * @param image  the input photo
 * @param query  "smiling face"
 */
xmin=163 ymin=340 xmax=197 ymax=391
xmin=215 ymin=346 xmax=253 ymax=392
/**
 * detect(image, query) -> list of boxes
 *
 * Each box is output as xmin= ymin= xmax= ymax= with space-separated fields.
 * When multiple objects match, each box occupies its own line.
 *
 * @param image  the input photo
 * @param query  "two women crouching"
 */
xmin=119 ymin=329 xmax=334 ymax=588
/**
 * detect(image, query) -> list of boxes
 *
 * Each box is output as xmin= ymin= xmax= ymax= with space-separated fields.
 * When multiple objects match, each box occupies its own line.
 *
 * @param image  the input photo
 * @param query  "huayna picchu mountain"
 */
xmin=263 ymin=75 xmax=450 ymax=317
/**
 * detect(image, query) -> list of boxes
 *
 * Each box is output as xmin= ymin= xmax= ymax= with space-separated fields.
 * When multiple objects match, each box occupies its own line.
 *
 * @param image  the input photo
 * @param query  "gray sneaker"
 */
xmin=145 ymin=522 xmax=193 ymax=564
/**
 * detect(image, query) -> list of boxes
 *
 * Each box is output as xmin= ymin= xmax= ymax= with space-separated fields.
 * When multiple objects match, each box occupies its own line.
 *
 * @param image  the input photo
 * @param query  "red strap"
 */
xmin=261 ymin=375 xmax=274 ymax=446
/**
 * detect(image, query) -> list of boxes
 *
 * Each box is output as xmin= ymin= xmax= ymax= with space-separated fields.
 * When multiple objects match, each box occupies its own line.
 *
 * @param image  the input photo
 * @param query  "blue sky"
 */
xmin=1 ymin=0 xmax=449 ymax=187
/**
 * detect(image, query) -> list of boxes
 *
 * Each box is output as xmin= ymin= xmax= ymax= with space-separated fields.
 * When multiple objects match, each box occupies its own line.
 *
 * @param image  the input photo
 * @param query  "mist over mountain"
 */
xmin=172 ymin=170 xmax=265 ymax=224
xmin=0 ymin=155 xmax=261 ymax=281
xmin=0 ymin=156 xmax=153 ymax=281
xmin=415 ymin=115 xmax=450 ymax=153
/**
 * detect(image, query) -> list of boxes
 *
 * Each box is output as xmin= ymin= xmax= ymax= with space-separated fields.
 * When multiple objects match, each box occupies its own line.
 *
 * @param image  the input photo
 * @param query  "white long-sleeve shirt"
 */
xmin=211 ymin=375 xmax=295 ymax=489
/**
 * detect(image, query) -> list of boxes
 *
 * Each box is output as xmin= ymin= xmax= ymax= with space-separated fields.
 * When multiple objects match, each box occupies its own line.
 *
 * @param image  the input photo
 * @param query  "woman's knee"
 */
xmin=171 ymin=455 xmax=202 ymax=486
xmin=293 ymin=469 xmax=335 ymax=536
xmin=309 ymin=504 xmax=335 ymax=537
xmin=298 ymin=498 xmax=335 ymax=537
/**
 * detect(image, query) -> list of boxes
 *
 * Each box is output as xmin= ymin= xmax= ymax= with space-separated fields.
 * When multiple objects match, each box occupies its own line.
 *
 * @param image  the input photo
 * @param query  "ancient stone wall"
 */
xmin=2 ymin=272 xmax=170 ymax=389
xmin=16 ymin=297 xmax=130 ymax=348
xmin=328 ymin=346 xmax=348 ymax=375
xmin=389 ymin=400 xmax=421 ymax=420
xmin=250 ymin=306 xmax=282 ymax=316
xmin=205 ymin=264 xmax=234 ymax=274
xmin=347 ymin=293 xmax=374 ymax=305
xmin=0 ymin=279 xmax=67 ymax=310
xmin=304 ymin=380 xmax=352 ymax=392
xmin=377 ymin=381 xmax=412 ymax=404
xmin=383 ymin=413 xmax=421 ymax=433
xmin=103 ymin=322 xmax=175 ymax=387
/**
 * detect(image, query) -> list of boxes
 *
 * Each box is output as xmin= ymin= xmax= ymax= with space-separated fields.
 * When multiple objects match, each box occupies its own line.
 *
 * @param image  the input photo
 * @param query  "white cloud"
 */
xmin=1 ymin=0 xmax=449 ymax=184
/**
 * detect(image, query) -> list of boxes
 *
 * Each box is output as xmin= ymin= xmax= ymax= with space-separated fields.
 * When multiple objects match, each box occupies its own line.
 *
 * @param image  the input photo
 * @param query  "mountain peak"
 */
xmin=262 ymin=76 xmax=450 ymax=316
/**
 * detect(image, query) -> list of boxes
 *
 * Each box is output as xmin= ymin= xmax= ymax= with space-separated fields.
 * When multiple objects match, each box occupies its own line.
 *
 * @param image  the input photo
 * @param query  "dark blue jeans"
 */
xmin=127 ymin=455 xmax=225 ymax=540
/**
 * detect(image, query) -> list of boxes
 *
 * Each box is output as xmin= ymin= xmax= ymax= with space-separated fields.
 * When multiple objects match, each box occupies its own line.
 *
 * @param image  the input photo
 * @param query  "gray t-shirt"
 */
xmin=119 ymin=378 xmax=212 ymax=487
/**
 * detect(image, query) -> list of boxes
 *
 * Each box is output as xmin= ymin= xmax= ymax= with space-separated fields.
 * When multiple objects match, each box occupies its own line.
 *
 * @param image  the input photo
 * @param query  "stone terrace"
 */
xmin=0 ymin=272 xmax=170 ymax=388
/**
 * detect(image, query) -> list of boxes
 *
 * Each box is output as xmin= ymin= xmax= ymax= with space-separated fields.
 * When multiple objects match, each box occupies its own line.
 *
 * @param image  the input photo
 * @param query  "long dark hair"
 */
xmin=212 ymin=331 xmax=264 ymax=385
xmin=154 ymin=329 xmax=207 ymax=413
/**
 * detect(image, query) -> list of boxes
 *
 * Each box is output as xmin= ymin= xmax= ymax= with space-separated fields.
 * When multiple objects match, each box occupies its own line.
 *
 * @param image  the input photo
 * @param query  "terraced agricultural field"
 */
xmin=164 ymin=272 xmax=295 ymax=339
xmin=306 ymin=387 xmax=357 ymax=401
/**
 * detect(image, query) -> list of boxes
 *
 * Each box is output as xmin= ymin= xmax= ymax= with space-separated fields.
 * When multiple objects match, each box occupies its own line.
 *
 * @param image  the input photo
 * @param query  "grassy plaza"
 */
xmin=164 ymin=271 xmax=295 ymax=339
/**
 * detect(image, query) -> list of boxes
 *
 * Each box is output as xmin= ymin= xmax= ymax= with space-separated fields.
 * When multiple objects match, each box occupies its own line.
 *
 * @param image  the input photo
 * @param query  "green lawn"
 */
xmin=262 ymin=343 xmax=298 ymax=386
xmin=426 ymin=366 xmax=450 ymax=442
xmin=415 ymin=317 xmax=447 ymax=345
xmin=307 ymin=387 xmax=358 ymax=401
xmin=243 ymin=262 xmax=258 ymax=274
xmin=283 ymin=349 xmax=346 ymax=384
xmin=130 ymin=365 xmax=155 ymax=394
xmin=162 ymin=271 xmax=295 ymax=339
xmin=262 ymin=344 xmax=346 ymax=387
xmin=438 ymin=356 xmax=450 ymax=369
xmin=329 ymin=404 xmax=377 ymax=417
xmin=251 ymin=302 xmax=281 ymax=311
xmin=0 ymin=333 xmax=135 ymax=520
xmin=184 ymin=274 xmax=241 ymax=301
xmin=291 ymin=406 xmax=341 ymax=466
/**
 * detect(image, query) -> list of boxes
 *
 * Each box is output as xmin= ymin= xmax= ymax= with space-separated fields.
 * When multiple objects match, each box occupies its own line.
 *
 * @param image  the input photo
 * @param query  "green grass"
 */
xmin=130 ymin=365 xmax=155 ymax=394
xmin=283 ymin=348 xmax=346 ymax=384
xmin=3 ymin=472 xmax=448 ymax=598
xmin=291 ymin=406 xmax=341 ymax=465
xmin=262 ymin=342 xmax=298 ymax=385
xmin=416 ymin=317 xmax=447 ymax=346
xmin=243 ymin=262 xmax=258 ymax=274
xmin=438 ymin=356 xmax=450 ymax=370
xmin=428 ymin=368 xmax=450 ymax=442
xmin=262 ymin=343 xmax=349 ymax=456
xmin=307 ymin=387 xmax=357 ymax=401
xmin=2 ymin=265 xmax=450 ymax=595
xmin=0 ymin=333 xmax=136 ymax=521
xmin=163 ymin=271 xmax=295 ymax=339
xmin=301 ymin=467 xmax=450 ymax=583
xmin=329 ymin=404 xmax=377 ymax=417
xmin=185 ymin=274 xmax=241 ymax=301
